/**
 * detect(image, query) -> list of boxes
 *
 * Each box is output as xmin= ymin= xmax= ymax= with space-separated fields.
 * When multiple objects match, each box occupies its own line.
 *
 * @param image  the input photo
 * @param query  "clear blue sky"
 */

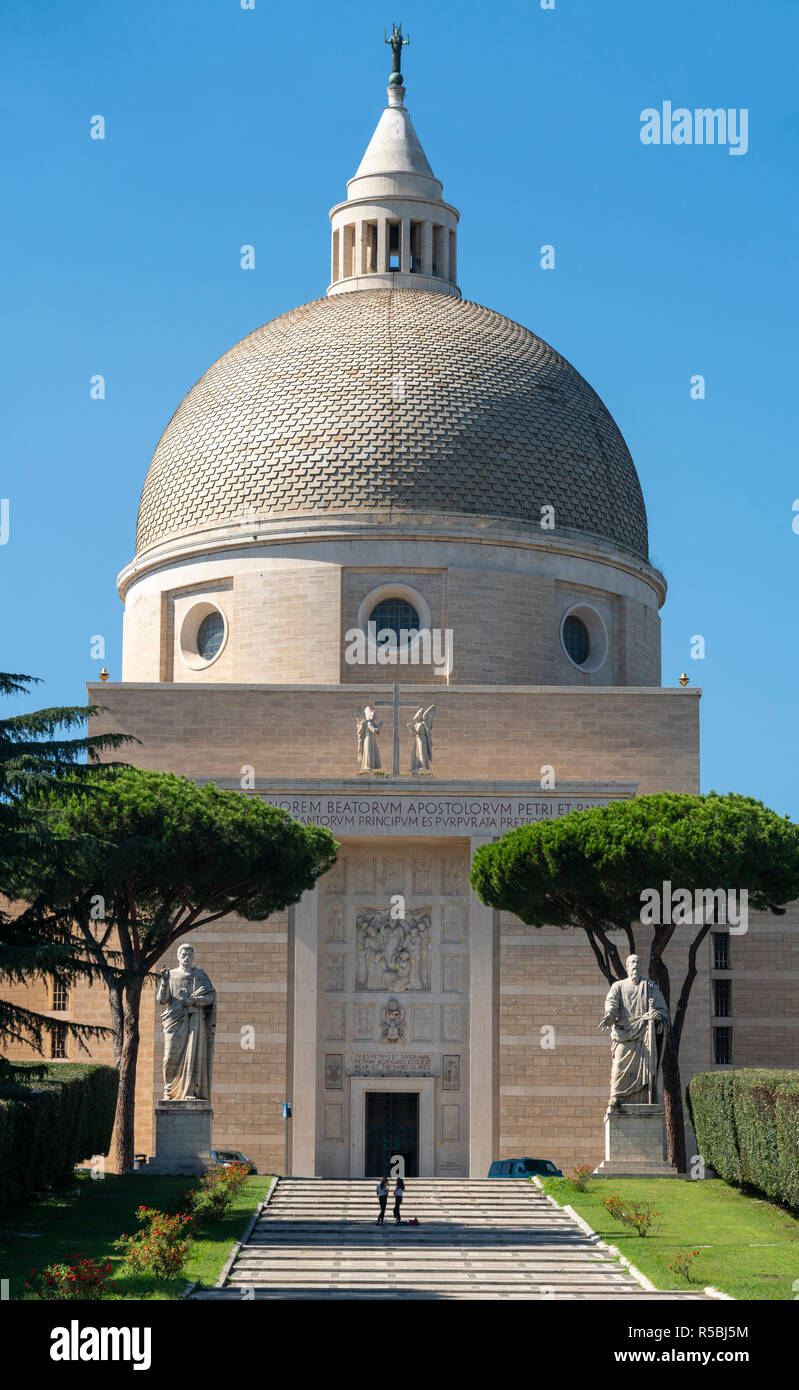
xmin=1 ymin=0 xmax=797 ymax=815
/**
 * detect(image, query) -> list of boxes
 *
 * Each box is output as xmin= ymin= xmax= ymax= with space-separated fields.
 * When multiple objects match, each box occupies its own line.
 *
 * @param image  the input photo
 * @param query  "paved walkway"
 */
xmin=192 ymin=1178 xmax=709 ymax=1300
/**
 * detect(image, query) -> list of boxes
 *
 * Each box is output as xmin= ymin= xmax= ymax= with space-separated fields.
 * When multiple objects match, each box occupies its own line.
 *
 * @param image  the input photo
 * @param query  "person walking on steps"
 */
xmin=376 ymin=1175 xmax=389 ymax=1224
xmin=393 ymin=1176 xmax=405 ymax=1225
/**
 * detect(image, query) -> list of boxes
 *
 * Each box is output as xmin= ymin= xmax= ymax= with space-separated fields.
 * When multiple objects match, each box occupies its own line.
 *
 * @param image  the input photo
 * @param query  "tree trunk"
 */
xmin=650 ymin=956 xmax=688 ymax=1172
xmin=660 ymin=1030 xmax=687 ymax=1172
xmin=113 ymin=976 xmax=142 ymax=1174
xmin=107 ymin=980 xmax=124 ymax=1069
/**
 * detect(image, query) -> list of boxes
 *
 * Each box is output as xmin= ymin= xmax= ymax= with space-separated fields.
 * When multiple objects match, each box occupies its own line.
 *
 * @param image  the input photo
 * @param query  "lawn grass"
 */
xmin=542 ymin=1175 xmax=799 ymax=1300
xmin=0 ymin=1170 xmax=272 ymax=1299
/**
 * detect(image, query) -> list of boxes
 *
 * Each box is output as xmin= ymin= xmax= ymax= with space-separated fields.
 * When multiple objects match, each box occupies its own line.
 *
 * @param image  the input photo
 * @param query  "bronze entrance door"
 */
xmin=365 ymin=1092 xmax=419 ymax=1177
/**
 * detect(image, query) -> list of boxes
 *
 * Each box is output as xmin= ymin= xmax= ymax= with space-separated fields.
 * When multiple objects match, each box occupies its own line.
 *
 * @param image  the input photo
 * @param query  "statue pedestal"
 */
xmin=593 ymin=1103 xmax=677 ymax=1178
xmin=146 ymin=1100 xmax=213 ymax=1176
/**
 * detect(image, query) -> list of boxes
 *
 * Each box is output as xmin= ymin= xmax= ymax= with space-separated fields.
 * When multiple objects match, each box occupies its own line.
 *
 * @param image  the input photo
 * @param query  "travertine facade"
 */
xmin=5 ymin=57 xmax=794 ymax=1181
xmin=87 ymin=683 xmax=699 ymax=790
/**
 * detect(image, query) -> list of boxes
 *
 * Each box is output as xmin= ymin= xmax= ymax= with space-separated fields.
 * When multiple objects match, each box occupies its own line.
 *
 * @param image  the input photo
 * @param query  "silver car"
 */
xmin=210 ymin=1148 xmax=258 ymax=1174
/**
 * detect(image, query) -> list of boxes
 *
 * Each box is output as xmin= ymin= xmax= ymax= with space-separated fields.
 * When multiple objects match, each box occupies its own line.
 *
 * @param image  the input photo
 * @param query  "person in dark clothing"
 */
xmin=393 ymin=1177 xmax=405 ymax=1225
xmin=376 ymin=1175 xmax=389 ymax=1224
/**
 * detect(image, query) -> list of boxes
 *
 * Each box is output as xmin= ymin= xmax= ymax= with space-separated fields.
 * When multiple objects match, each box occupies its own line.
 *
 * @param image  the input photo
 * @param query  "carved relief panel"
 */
xmin=355 ymin=907 xmax=431 ymax=992
xmin=354 ymin=1004 xmax=373 ymax=1040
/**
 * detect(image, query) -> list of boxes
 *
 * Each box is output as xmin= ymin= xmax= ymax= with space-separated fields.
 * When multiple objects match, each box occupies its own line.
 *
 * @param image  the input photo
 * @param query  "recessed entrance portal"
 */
xmin=365 ymin=1091 xmax=419 ymax=1177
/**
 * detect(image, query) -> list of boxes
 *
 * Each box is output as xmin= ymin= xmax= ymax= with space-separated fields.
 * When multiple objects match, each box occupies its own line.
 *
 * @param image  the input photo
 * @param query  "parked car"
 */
xmin=487 ymin=1157 xmax=562 ymax=1178
xmin=210 ymin=1148 xmax=258 ymax=1174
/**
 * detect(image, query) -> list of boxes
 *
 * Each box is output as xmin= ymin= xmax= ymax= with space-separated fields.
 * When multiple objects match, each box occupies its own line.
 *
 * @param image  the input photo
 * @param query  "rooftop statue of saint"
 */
xmin=598 ymin=954 xmax=669 ymax=1109
xmin=356 ymin=704 xmax=384 ymax=774
xmin=156 ymin=943 xmax=216 ymax=1101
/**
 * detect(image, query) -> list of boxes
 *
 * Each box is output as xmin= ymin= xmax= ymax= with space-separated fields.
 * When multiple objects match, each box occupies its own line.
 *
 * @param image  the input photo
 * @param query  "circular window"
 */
xmin=197 ymin=611 xmax=225 ymax=661
xmin=562 ymin=614 xmax=590 ymax=666
xmin=560 ymin=604 xmax=608 ymax=674
xmin=356 ymin=584 xmax=433 ymax=661
xmin=369 ymin=597 xmax=421 ymax=640
xmin=179 ymin=602 xmax=229 ymax=670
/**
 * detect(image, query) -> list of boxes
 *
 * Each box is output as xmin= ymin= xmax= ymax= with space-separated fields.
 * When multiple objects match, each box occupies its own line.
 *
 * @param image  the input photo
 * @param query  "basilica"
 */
xmin=11 ymin=45 xmax=795 ymax=1179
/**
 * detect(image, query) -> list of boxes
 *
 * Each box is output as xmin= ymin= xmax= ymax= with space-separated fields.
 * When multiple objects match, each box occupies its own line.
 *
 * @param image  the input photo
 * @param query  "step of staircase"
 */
xmin=191 ymin=1178 xmax=709 ymax=1301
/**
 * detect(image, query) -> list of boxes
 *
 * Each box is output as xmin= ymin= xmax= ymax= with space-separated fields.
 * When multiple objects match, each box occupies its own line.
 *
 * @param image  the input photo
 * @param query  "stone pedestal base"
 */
xmin=146 ymin=1100 xmax=213 ymax=1175
xmin=593 ymin=1103 xmax=677 ymax=1178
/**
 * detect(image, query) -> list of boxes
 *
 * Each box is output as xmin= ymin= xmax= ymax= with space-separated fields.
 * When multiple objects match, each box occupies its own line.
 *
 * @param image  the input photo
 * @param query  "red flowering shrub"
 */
xmin=602 ymin=1193 xmax=660 ymax=1237
xmin=669 ymin=1248 xmax=700 ymax=1281
xmin=567 ymin=1165 xmax=592 ymax=1192
xmin=26 ymin=1254 xmax=115 ymax=1300
xmin=188 ymin=1162 xmax=249 ymax=1225
xmin=115 ymin=1205 xmax=192 ymax=1278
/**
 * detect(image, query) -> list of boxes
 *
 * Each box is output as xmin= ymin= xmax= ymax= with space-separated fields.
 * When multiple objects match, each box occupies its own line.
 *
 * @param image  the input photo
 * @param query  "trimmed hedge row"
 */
xmin=686 ymin=1068 xmax=799 ymax=1210
xmin=0 ymin=1062 xmax=118 ymax=1212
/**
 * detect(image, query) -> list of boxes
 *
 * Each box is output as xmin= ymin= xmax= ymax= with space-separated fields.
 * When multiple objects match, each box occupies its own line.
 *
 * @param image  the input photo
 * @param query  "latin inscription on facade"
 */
xmin=269 ymin=795 xmax=613 ymax=835
xmin=351 ymin=1052 xmax=432 ymax=1075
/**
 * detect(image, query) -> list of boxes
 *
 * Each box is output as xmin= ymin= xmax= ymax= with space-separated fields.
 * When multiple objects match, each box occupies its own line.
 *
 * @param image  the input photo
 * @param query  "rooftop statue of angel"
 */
xmin=408 ymin=704 xmax=435 ymax=774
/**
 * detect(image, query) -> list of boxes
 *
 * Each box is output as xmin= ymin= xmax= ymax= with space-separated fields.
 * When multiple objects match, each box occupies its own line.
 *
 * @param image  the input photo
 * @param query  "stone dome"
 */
xmin=135 ymin=288 xmax=649 ymax=561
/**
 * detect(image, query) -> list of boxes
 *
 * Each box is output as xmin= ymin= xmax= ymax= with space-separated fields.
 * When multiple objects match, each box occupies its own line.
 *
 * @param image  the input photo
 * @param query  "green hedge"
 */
xmin=0 ymin=1062 xmax=118 ymax=1212
xmin=686 ymin=1069 xmax=799 ymax=1209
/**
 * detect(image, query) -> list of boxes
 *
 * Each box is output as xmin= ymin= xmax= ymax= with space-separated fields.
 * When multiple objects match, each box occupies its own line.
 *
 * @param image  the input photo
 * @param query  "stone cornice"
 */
xmin=87 ymin=682 xmax=700 ymax=698
xmin=329 ymin=194 xmax=460 ymax=221
xmin=117 ymin=509 xmax=667 ymax=605
xmin=191 ymin=777 xmax=639 ymax=796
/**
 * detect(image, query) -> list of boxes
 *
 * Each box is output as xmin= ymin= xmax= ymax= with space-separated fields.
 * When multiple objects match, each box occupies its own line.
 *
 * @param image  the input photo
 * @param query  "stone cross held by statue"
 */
xmin=373 ymin=682 xmax=421 ymax=775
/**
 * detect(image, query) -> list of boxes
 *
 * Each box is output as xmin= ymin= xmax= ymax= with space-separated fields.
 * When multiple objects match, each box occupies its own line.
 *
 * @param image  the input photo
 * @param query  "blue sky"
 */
xmin=1 ymin=0 xmax=797 ymax=815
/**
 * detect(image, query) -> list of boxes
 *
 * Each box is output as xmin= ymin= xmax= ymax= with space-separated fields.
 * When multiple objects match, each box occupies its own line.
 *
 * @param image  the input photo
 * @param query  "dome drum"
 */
xmin=119 ymin=520 xmax=663 ymax=688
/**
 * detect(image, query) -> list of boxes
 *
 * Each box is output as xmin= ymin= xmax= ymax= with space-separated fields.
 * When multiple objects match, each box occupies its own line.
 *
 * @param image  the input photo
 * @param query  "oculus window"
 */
xmin=369 ymin=597 xmax=420 ymax=641
xmin=562 ymin=614 xmax=590 ymax=666
xmin=197 ymin=611 xmax=225 ymax=661
xmin=560 ymin=603 xmax=608 ymax=673
xmin=179 ymin=600 xmax=229 ymax=670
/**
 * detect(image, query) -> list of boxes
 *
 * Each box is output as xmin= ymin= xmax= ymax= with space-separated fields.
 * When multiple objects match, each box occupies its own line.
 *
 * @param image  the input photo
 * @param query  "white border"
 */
xmin=560 ymin=602 xmax=609 ymax=674
xmin=357 ymin=583 xmax=433 ymax=661
xmin=179 ymin=601 xmax=229 ymax=671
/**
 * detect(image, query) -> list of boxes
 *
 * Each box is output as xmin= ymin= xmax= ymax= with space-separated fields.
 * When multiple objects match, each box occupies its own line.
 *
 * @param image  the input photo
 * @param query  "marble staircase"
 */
xmin=191 ymin=1178 xmax=710 ymax=1300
